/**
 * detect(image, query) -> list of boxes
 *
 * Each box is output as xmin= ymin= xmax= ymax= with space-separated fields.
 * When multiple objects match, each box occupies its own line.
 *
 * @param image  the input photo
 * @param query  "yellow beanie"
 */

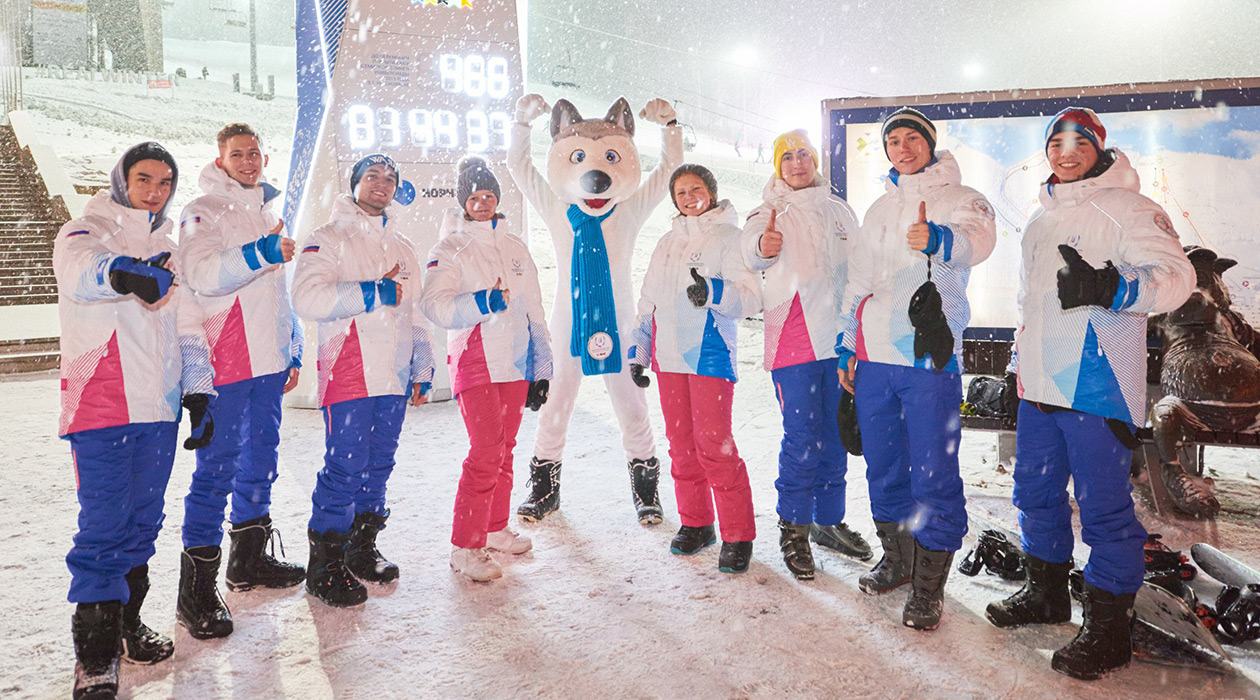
xmin=773 ymin=129 xmax=819 ymax=179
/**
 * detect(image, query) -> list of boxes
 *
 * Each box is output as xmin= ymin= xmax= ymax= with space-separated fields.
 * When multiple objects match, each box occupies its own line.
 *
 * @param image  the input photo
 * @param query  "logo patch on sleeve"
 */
xmin=1153 ymin=213 xmax=1177 ymax=237
xmin=973 ymin=199 xmax=995 ymax=219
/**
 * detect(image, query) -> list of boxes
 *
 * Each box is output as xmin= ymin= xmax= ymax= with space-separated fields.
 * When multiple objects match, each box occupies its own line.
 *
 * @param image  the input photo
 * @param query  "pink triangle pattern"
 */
xmin=320 ymin=320 xmax=369 ymax=407
xmin=61 ymin=331 xmax=130 ymax=435
xmin=204 ymin=297 xmax=253 ymax=386
xmin=451 ymin=324 xmax=491 ymax=396
xmin=771 ymin=293 xmax=816 ymax=370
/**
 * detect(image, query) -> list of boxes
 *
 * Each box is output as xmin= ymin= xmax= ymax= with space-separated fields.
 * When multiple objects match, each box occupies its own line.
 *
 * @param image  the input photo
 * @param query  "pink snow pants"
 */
xmin=451 ymin=381 xmax=529 ymax=549
xmin=657 ymin=372 xmax=756 ymax=542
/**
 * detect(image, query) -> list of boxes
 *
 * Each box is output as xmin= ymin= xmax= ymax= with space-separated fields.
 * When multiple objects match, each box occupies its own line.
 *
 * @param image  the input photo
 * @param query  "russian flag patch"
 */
xmin=66 ymin=229 xmax=90 ymax=237
xmin=426 ymin=259 xmax=438 ymax=268
xmin=303 ymin=245 xmax=320 ymax=253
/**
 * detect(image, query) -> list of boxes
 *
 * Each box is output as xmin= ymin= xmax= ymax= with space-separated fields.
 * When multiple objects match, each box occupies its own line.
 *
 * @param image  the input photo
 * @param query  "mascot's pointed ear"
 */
xmin=1215 ymin=257 xmax=1238 ymax=275
xmin=605 ymin=97 xmax=635 ymax=137
xmin=551 ymin=99 xmax=584 ymax=140
xmin=1185 ymin=246 xmax=1217 ymax=266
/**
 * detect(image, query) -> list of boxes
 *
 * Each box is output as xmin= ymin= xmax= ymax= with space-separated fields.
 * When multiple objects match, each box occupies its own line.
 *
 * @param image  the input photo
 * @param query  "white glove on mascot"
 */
xmin=507 ymin=93 xmax=682 ymax=524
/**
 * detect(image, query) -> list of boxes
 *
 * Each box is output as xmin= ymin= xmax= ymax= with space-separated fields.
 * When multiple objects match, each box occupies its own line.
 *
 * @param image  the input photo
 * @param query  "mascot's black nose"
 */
xmin=582 ymin=170 xmax=612 ymax=194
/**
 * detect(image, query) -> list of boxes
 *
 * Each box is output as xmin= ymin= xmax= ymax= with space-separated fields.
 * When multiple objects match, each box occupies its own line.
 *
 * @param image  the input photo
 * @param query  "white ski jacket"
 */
xmin=742 ymin=174 xmax=859 ymax=370
xmin=1015 ymin=149 xmax=1194 ymax=424
xmin=838 ymin=152 xmax=997 ymax=373
xmin=420 ymin=209 xmax=552 ymax=396
xmin=179 ymin=163 xmax=302 ymax=386
xmin=632 ymin=201 xmax=761 ymax=381
xmin=292 ymin=195 xmax=435 ymax=408
xmin=54 ymin=191 xmax=216 ymax=436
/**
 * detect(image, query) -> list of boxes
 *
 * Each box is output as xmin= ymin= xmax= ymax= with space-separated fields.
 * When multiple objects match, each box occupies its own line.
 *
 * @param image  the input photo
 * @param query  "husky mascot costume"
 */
xmin=507 ymin=93 xmax=683 ymax=524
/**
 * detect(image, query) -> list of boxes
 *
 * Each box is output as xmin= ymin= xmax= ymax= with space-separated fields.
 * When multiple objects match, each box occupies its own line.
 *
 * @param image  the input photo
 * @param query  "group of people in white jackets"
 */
xmin=55 ymin=99 xmax=1194 ymax=698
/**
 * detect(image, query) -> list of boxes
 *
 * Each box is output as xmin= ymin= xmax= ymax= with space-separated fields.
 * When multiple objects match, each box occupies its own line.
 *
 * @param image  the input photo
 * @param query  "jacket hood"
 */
xmin=84 ymin=189 xmax=162 ymax=235
xmin=671 ymin=198 xmax=738 ymax=232
xmin=438 ymin=206 xmax=506 ymax=240
xmin=761 ymin=173 xmax=830 ymax=209
xmin=884 ymin=151 xmax=961 ymax=194
xmin=1040 ymin=148 xmax=1140 ymax=209
xmin=198 ymin=162 xmax=281 ymax=208
xmin=109 ymin=143 xmax=178 ymax=232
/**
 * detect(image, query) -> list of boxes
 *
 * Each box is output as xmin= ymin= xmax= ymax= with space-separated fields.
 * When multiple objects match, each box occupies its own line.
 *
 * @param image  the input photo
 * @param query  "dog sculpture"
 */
xmin=506 ymin=94 xmax=683 ymax=522
xmin=1149 ymin=246 xmax=1260 ymax=517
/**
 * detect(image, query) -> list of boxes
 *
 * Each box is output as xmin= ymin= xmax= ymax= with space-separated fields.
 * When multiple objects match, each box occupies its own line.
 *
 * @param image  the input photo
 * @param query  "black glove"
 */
xmin=630 ymin=364 xmax=651 ymax=388
xmin=109 ymin=252 xmax=174 ymax=304
xmin=686 ymin=267 xmax=708 ymax=308
xmin=837 ymin=390 xmax=862 ymax=456
xmin=907 ymin=280 xmax=955 ymax=371
xmin=525 ymin=379 xmax=549 ymax=411
xmin=182 ymin=393 xmax=215 ymax=451
xmin=1056 ymin=244 xmax=1120 ymax=310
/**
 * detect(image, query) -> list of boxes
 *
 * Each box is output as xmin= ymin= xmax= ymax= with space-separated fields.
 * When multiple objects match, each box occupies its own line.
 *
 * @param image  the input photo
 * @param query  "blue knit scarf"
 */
xmin=566 ymin=204 xmax=620 ymax=375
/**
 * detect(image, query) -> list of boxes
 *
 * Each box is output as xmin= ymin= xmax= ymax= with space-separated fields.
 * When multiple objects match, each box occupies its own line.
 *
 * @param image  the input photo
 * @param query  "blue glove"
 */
xmin=109 ymin=252 xmax=173 ymax=304
xmin=377 ymin=278 xmax=400 ymax=307
xmin=418 ymin=381 xmax=432 ymax=397
xmin=488 ymin=288 xmax=507 ymax=313
xmin=182 ymin=393 xmax=215 ymax=450
xmin=242 ymin=234 xmax=287 ymax=269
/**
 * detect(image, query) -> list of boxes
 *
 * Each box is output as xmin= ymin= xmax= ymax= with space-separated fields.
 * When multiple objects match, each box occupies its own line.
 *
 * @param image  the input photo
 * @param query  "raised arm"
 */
xmin=618 ymin=99 xmax=684 ymax=229
xmin=179 ymin=202 xmax=288 ymax=296
xmin=53 ymin=222 xmax=124 ymax=303
xmin=291 ymin=230 xmax=376 ymax=323
xmin=925 ymin=189 xmax=997 ymax=268
xmin=742 ymin=205 xmax=780 ymax=271
xmin=507 ymin=94 xmax=566 ymax=223
xmin=711 ymin=234 xmax=762 ymax=320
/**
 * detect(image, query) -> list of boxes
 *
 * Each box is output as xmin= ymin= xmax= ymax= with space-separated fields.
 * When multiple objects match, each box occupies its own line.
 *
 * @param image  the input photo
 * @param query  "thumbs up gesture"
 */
xmin=488 ymin=277 xmax=510 ymax=313
xmin=758 ymin=209 xmax=783 ymax=258
xmin=906 ymin=201 xmax=932 ymax=252
xmin=378 ymin=263 xmax=402 ymax=307
xmin=686 ymin=267 xmax=709 ymax=308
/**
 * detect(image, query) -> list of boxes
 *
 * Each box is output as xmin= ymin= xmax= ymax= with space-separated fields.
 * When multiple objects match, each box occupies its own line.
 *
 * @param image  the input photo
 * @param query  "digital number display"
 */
xmin=340 ymin=51 xmax=519 ymax=159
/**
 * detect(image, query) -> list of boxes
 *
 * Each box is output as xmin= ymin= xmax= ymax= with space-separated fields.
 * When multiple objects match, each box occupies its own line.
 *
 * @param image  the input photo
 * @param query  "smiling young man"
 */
xmin=175 ymin=123 xmax=305 ymax=640
xmin=836 ymin=107 xmax=996 ymax=631
xmin=741 ymin=130 xmax=870 ymax=581
xmin=292 ymin=154 xmax=435 ymax=607
xmin=54 ymin=142 xmax=216 ymax=699
xmin=985 ymin=108 xmax=1193 ymax=680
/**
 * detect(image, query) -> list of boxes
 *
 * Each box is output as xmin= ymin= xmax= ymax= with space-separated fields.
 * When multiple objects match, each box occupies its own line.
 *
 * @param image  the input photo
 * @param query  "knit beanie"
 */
xmin=882 ymin=107 xmax=937 ymax=158
xmin=772 ymin=129 xmax=819 ymax=179
xmin=455 ymin=155 xmax=501 ymax=207
xmin=110 ymin=141 xmax=179 ymax=231
xmin=669 ymin=163 xmax=718 ymax=213
xmin=1045 ymin=107 xmax=1106 ymax=153
xmin=349 ymin=153 xmax=399 ymax=195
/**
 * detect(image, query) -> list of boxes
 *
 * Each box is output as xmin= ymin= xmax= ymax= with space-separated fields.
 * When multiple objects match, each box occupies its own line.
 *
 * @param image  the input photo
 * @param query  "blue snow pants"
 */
xmin=1013 ymin=400 xmax=1146 ymax=595
xmin=182 ymin=370 xmax=288 ymax=547
xmin=771 ymin=357 xmax=848 ymax=526
xmin=66 ymin=422 xmax=178 ymax=604
xmin=854 ymin=361 xmax=967 ymax=552
xmin=309 ymin=394 xmax=408 ymax=535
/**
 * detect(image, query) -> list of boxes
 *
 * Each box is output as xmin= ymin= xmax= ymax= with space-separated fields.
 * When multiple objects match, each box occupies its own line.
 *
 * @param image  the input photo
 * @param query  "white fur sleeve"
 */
xmin=506 ymin=122 xmax=565 ymax=222
xmin=619 ymin=124 xmax=685 ymax=231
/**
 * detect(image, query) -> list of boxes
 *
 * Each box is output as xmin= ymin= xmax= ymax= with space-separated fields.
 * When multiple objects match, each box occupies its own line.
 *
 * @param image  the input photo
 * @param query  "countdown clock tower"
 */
xmin=286 ymin=0 xmax=524 ymax=404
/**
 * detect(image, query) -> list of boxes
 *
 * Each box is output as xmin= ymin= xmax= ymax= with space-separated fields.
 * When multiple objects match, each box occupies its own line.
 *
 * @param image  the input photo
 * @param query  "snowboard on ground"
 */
xmin=1191 ymin=544 xmax=1260 ymax=588
xmin=964 ymin=511 xmax=1232 ymax=673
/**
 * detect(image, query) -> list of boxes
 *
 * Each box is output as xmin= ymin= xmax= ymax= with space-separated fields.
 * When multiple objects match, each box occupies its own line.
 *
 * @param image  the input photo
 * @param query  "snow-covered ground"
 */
xmin=10 ymin=41 xmax=1260 ymax=700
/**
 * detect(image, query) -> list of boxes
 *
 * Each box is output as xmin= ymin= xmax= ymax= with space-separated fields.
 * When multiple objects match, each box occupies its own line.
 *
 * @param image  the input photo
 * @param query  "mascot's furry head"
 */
xmin=546 ymin=97 xmax=642 ymax=216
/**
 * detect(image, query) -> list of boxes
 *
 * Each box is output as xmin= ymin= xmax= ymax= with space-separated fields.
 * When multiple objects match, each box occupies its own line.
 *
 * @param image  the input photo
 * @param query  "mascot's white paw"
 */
xmin=515 ymin=93 xmax=551 ymax=124
xmin=638 ymin=98 xmax=677 ymax=126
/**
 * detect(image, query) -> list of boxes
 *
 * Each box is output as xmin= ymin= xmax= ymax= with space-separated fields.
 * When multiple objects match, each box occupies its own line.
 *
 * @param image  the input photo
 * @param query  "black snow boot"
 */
xmin=629 ymin=457 xmax=664 ymax=525
xmin=176 ymin=546 xmax=233 ymax=640
xmin=1051 ymin=582 xmax=1135 ymax=681
xmin=345 ymin=511 xmax=400 ymax=584
xmin=306 ymin=528 xmax=367 ymax=608
xmin=985 ymin=555 xmax=1073 ymax=628
xmin=517 ymin=458 xmax=561 ymax=522
xmin=120 ymin=565 xmax=173 ymax=665
xmin=902 ymin=540 xmax=955 ymax=631
xmin=670 ymin=524 xmax=716 ymax=555
xmin=778 ymin=519 xmax=815 ymax=581
xmin=718 ymin=541 xmax=753 ymax=574
xmin=858 ymin=520 xmax=914 ymax=595
xmin=811 ymin=522 xmax=873 ymax=561
xmin=72 ymin=600 xmax=122 ymax=700
xmin=225 ymin=515 xmax=306 ymax=591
